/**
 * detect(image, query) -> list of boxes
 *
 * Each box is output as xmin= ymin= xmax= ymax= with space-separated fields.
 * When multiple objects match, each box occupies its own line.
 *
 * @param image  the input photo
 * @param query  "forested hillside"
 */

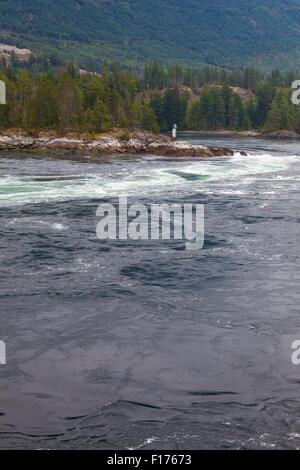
xmin=1 ymin=59 xmax=299 ymax=135
xmin=1 ymin=0 xmax=300 ymax=70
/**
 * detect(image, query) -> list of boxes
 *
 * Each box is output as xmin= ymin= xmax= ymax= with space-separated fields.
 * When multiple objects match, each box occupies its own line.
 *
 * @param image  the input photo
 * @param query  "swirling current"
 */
xmin=0 ymin=134 xmax=299 ymax=449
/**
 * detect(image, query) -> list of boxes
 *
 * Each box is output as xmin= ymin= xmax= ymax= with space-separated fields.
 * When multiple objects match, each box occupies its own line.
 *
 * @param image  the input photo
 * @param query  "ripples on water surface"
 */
xmin=0 ymin=134 xmax=299 ymax=449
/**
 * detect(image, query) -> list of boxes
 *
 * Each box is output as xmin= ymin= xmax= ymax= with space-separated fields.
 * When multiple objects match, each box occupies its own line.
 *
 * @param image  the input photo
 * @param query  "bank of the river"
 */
xmin=177 ymin=129 xmax=300 ymax=139
xmin=0 ymin=129 xmax=238 ymax=157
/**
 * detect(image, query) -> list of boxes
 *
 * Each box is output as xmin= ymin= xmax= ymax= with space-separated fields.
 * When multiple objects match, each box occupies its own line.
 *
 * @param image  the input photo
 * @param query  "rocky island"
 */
xmin=0 ymin=130 xmax=238 ymax=158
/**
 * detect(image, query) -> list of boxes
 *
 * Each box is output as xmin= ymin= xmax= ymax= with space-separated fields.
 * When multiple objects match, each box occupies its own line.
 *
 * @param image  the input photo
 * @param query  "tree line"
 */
xmin=0 ymin=57 xmax=300 ymax=135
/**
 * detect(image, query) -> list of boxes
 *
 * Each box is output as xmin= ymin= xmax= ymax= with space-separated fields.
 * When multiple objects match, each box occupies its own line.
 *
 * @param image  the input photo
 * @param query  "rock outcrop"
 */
xmin=0 ymin=131 xmax=237 ymax=158
xmin=261 ymin=130 xmax=300 ymax=139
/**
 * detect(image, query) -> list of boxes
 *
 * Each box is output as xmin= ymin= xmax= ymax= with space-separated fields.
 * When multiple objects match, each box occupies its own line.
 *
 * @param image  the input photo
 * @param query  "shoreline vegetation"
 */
xmin=1 ymin=57 xmax=300 ymax=139
xmin=1 ymin=55 xmax=300 ymax=159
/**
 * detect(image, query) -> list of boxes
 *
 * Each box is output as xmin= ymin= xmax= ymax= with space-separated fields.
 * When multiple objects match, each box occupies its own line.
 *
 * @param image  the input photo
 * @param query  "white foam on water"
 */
xmin=171 ymin=152 xmax=298 ymax=181
xmin=0 ymin=152 xmax=298 ymax=206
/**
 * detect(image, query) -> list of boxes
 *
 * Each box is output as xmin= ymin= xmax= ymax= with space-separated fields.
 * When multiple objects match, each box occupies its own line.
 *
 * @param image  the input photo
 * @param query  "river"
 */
xmin=0 ymin=134 xmax=299 ymax=449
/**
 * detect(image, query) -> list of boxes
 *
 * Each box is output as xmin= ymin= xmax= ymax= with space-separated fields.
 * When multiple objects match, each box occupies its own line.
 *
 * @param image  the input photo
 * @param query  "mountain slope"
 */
xmin=1 ymin=0 xmax=300 ymax=70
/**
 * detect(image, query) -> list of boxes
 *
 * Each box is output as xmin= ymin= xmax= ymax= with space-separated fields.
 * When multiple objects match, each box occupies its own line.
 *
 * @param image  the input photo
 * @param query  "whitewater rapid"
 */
xmin=0 ymin=151 xmax=298 ymax=207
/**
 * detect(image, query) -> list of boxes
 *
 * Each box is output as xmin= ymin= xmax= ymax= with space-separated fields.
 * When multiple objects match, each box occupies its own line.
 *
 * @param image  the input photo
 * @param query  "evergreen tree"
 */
xmin=86 ymin=98 xmax=112 ymax=133
xmin=57 ymin=73 xmax=83 ymax=132
xmin=16 ymin=71 xmax=34 ymax=129
xmin=32 ymin=74 xmax=58 ymax=129
xmin=222 ymin=83 xmax=233 ymax=128
xmin=264 ymin=89 xmax=294 ymax=131
xmin=150 ymin=91 xmax=165 ymax=129
xmin=255 ymin=82 xmax=276 ymax=128
xmin=228 ymin=93 xmax=246 ymax=130
xmin=163 ymin=87 xmax=188 ymax=129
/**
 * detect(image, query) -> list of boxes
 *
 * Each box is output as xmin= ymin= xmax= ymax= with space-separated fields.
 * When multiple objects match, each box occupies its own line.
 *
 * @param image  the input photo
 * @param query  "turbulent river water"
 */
xmin=0 ymin=134 xmax=299 ymax=449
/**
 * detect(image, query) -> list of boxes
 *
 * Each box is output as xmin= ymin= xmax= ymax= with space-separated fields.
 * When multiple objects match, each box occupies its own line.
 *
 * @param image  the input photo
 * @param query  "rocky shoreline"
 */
xmin=0 ymin=130 xmax=237 ymax=158
xmin=178 ymin=129 xmax=300 ymax=139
